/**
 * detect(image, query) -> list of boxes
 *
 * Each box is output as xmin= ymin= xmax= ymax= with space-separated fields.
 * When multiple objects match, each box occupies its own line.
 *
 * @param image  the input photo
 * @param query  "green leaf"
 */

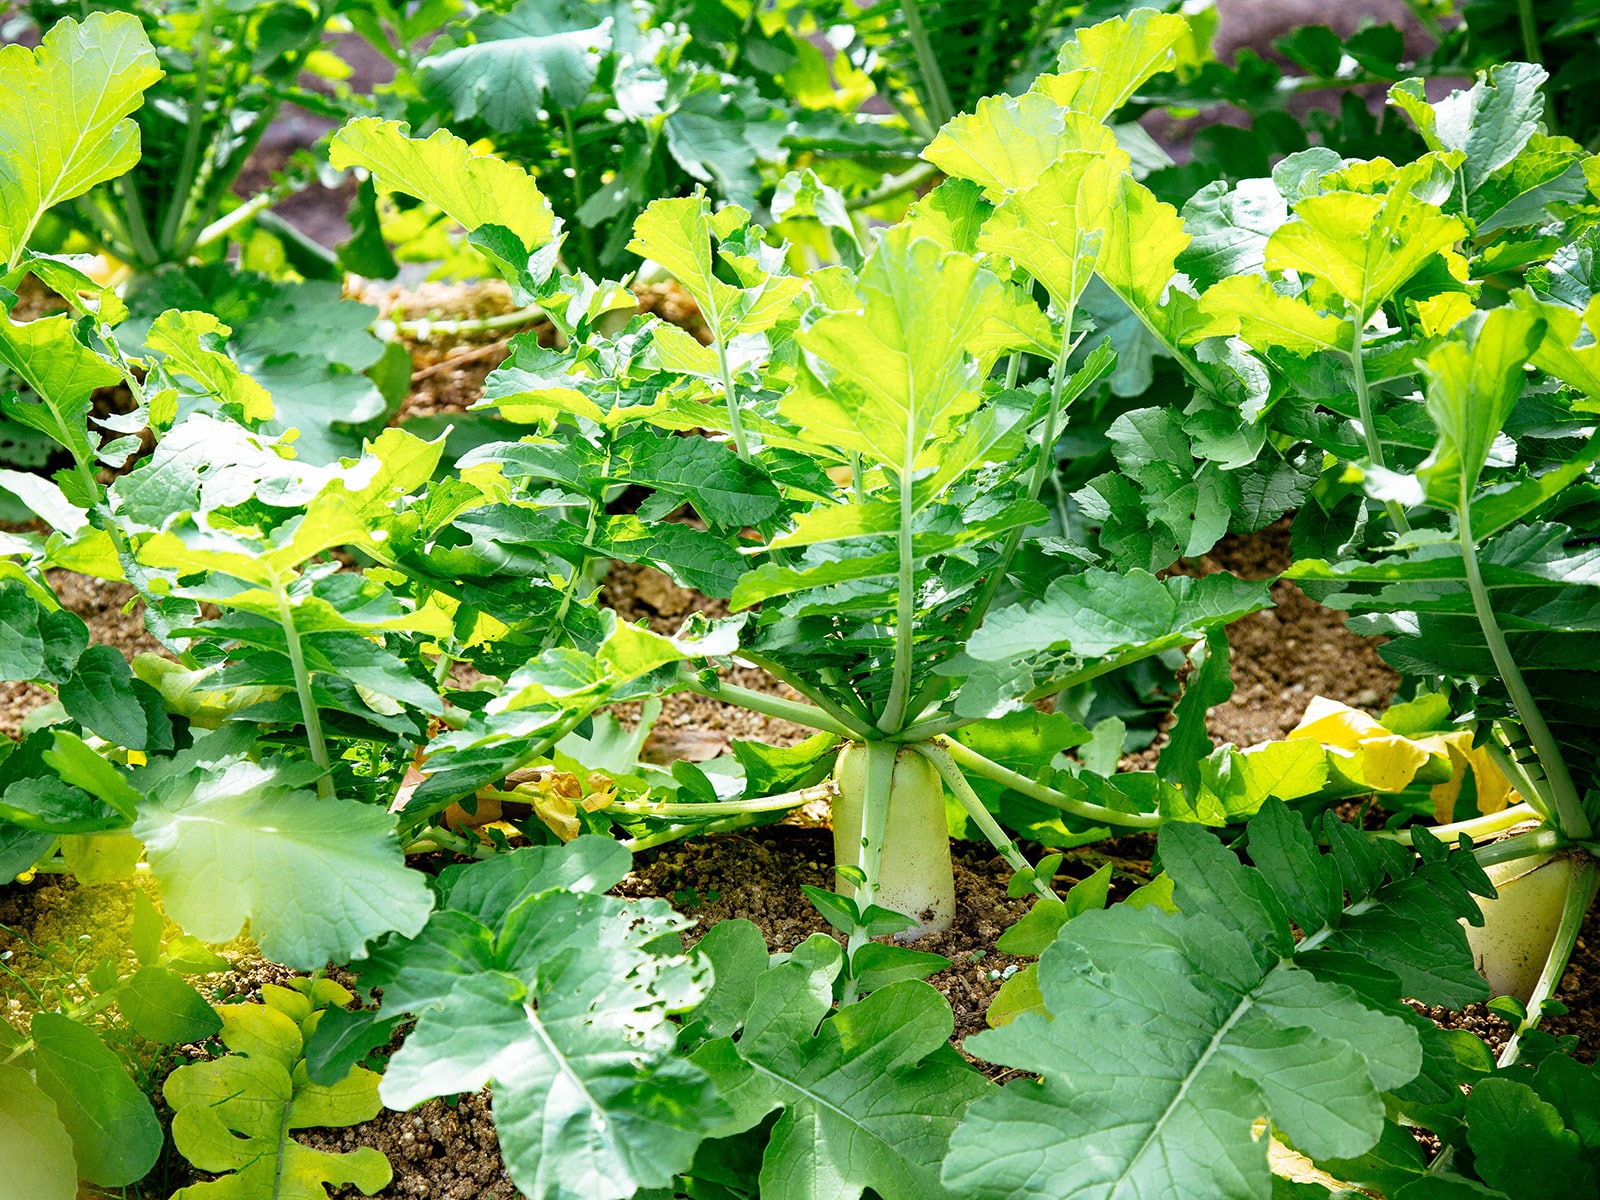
xmin=330 ymin=118 xmax=555 ymax=254
xmin=948 ymin=880 xmax=1421 ymax=1199
xmin=146 ymin=309 xmax=274 ymax=424
xmin=978 ymin=150 xmax=1120 ymax=315
xmin=781 ymin=224 xmax=1006 ymax=472
xmin=1417 ymin=306 xmax=1545 ymax=504
xmin=694 ymin=935 xmax=989 ymax=1200
xmin=372 ymin=859 xmax=719 ymax=1200
xmin=58 ymin=645 xmax=169 ymax=752
xmin=628 ymin=195 xmax=804 ymax=340
xmin=0 ymin=1064 xmax=76 ymax=1200
xmin=120 ymin=967 xmax=224 ymax=1044
xmin=0 ymin=12 xmax=162 ymax=267
xmin=1199 ymin=274 xmax=1354 ymax=355
xmin=31 ymin=1013 xmax=161 ymax=1186
xmin=133 ymin=757 xmax=433 ymax=969
xmin=925 ymin=95 xmax=1119 ymax=202
xmin=1389 ymin=63 xmax=1547 ymax=195
xmin=969 ymin=569 xmax=1271 ymax=667
xmin=0 ymin=310 xmax=122 ymax=467
xmin=1465 ymin=1077 xmax=1595 ymax=1199
xmin=1158 ymin=628 xmax=1234 ymax=800
xmin=418 ymin=1 xmax=609 ymax=129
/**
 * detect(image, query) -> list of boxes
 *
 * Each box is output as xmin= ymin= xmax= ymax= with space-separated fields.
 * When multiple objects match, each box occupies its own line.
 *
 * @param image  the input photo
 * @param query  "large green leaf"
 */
xmin=0 ymin=310 xmax=122 ymax=470
xmin=366 ymin=842 xmax=720 ymax=1200
xmin=31 ymin=1013 xmax=162 ymax=1187
xmin=1389 ymin=63 xmax=1547 ymax=195
xmin=969 ymin=569 xmax=1272 ymax=665
xmin=693 ymin=934 xmax=989 ymax=1200
xmin=944 ymin=801 xmax=1486 ymax=1200
xmin=1037 ymin=8 xmax=1191 ymax=123
xmin=419 ymin=0 xmax=609 ymax=128
xmin=0 ymin=1064 xmax=76 ymax=1200
xmin=132 ymin=757 xmax=433 ymax=969
xmin=0 ymin=12 xmax=162 ymax=267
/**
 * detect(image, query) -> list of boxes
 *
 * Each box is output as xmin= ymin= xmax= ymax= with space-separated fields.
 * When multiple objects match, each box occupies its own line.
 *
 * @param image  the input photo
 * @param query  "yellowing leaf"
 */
xmin=330 ymin=118 xmax=555 ymax=252
xmin=925 ymin=94 xmax=1119 ymax=201
xmin=0 ymin=12 xmax=162 ymax=267
xmin=1198 ymin=275 xmax=1354 ymax=355
xmin=1040 ymin=9 xmax=1191 ymax=122
xmin=1429 ymin=733 xmax=1516 ymax=823
xmin=978 ymin=152 xmax=1122 ymax=315
xmin=1266 ymin=187 xmax=1466 ymax=322
xmin=782 ymin=225 xmax=1005 ymax=471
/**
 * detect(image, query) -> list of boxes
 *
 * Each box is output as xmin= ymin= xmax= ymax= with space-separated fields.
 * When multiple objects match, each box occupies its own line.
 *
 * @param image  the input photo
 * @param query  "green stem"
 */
xmin=847 ymin=742 xmax=899 ymax=966
xmin=957 ymin=318 xmax=1076 ymax=647
xmin=115 ymin=177 xmax=162 ymax=269
xmin=1499 ymin=855 xmax=1596 ymax=1066
xmin=679 ymin=672 xmax=854 ymax=738
xmin=1459 ymin=490 xmax=1588 ymax=839
xmin=1351 ymin=341 xmax=1411 ymax=534
xmin=942 ymin=738 xmax=1164 ymax=829
xmin=561 ymin=109 xmax=599 ymax=276
xmin=738 ymin=652 xmax=877 ymax=737
xmin=620 ymin=812 xmax=768 ymax=854
xmin=899 ymin=0 xmax=954 ymax=129
xmin=387 ymin=304 xmax=544 ymax=340
xmin=1377 ymin=803 xmax=1541 ymax=847
xmin=1515 ymin=0 xmax=1543 ymax=66
xmin=272 ymin=579 xmax=333 ymax=798
xmin=915 ymin=740 xmax=1054 ymax=899
xmin=877 ymin=455 xmax=917 ymax=734
xmin=845 ymin=161 xmax=939 ymax=212
xmin=161 ymin=0 xmax=215 ymax=256
xmin=403 ymin=825 xmax=500 ymax=860
xmin=609 ymin=783 xmax=832 ymax=820
xmin=1474 ymin=827 xmax=1569 ymax=871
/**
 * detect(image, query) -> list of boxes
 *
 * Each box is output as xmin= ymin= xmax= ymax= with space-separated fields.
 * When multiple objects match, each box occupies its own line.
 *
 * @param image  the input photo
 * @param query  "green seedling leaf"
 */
xmin=1158 ymin=628 xmax=1234 ymax=801
xmin=146 ymin=309 xmax=274 ymax=424
xmin=996 ymin=862 xmax=1113 ymax=956
xmin=133 ymin=757 xmax=433 ymax=969
xmin=58 ymin=644 xmax=169 ymax=752
xmin=0 ymin=1064 xmax=76 ymax=1200
xmin=120 ymin=967 xmax=223 ymax=1044
xmin=0 ymin=12 xmax=162 ymax=267
xmin=31 ymin=1013 xmax=161 ymax=1186
xmin=694 ymin=934 xmax=990 ymax=1200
